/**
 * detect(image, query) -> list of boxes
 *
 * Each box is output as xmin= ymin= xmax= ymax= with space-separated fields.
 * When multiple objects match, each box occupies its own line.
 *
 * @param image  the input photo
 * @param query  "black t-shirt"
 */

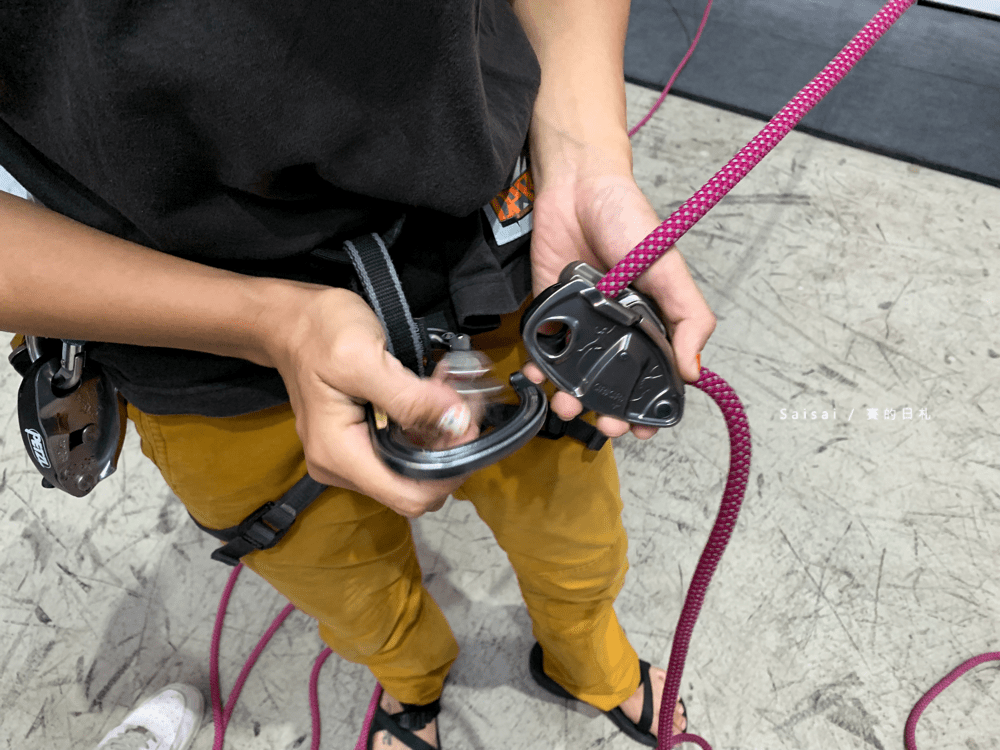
xmin=0 ymin=0 xmax=540 ymax=415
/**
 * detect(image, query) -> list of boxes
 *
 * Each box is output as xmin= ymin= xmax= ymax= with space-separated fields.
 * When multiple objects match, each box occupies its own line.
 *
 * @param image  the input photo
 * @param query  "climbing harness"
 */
xmin=195 ymin=227 xmax=604 ymax=566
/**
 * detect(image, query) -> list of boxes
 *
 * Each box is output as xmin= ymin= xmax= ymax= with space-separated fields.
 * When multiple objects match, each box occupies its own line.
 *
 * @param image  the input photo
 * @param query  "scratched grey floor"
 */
xmin=2 ymin=84 xmax=999 ymax=750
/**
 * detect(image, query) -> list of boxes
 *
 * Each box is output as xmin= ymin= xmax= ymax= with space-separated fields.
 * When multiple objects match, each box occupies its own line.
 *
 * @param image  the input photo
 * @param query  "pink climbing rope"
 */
xmin=210 ymin=563 xmax=295 ymax=750
xmin=208 ymin=559 xmax=385 ymax=750
xmin=351 ymin=679 xmax=384 ymax=750
xmin=307 ymin=648 xmax=339 ymax=750
xmin=657 ymin=370 xmax=752 ymax=750
xmin=600 ymin=0 xmax=917 ymax=299
xmin=620 ymin=2 xmax=915 ymax=747
xmin=904 ymin=652 xmax=1000 ymax=750
xmin=627 ymin=0 xmax=714 ymax=139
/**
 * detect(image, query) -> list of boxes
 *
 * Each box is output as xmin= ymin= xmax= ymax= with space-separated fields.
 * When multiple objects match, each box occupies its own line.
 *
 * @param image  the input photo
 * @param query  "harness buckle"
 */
xmin=209 ymin=501 xmax=296 ymax=566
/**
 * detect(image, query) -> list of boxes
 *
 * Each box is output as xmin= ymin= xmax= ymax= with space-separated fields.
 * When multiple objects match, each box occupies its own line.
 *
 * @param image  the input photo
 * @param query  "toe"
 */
xmin=674 ymin=699 xmax=687 ymax=735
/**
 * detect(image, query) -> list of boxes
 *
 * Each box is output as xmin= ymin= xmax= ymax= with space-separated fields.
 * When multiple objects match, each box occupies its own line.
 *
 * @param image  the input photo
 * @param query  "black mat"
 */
xmin=625 ymin=0 xmax=1000 ymax=187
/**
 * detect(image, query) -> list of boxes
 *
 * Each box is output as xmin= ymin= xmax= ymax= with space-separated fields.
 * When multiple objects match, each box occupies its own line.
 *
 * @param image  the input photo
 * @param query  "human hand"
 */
xmin=256 ymin=281 xmax=476 ymax=517
xmin=524 ymin=166 xmax=716 ymax=440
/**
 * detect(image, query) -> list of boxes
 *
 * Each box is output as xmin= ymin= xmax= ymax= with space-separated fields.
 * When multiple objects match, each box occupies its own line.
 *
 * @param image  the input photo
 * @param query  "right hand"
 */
xmin=256 ymin=280 xmax=476 ymax=518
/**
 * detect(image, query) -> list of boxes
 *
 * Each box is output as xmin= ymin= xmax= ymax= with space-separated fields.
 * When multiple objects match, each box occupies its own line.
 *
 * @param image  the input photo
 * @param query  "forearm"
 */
xmin=0 ymin=190 xmax=281 ymax=366
xmin=511 ymin=0 xmax=634 ymax=186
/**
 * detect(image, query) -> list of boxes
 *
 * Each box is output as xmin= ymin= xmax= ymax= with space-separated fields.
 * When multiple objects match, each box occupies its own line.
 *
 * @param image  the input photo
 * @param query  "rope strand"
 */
xmin=600 ymin=0 xmax=917 ymax=298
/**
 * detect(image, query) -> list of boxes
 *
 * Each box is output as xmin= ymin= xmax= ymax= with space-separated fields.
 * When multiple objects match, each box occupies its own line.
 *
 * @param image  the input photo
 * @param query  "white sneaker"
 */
xmin=95 ymin=683 xmax=205 ymax=750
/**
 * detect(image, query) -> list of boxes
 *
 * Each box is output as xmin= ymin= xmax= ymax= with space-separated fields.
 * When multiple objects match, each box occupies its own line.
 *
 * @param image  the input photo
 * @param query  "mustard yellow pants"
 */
xmin=122 ymin=314 xmax=642 ymax=709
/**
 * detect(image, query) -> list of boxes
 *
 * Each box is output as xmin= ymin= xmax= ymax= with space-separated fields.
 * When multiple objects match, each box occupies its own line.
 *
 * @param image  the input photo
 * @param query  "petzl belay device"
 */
xmin=520 ymin=262 xmax=685 ymax=428
xmin=16 ymin=341 xmax=125 ymax=497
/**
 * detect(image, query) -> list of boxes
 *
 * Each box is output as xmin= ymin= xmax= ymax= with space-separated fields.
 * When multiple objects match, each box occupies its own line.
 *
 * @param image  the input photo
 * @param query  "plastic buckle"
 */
xmin=210 ymin=545 xmax=244 ymax=568
xmin=209 ymin=501 xmax=298 ymax=566
xmin=237 ymin=502 xmax=292 ymax=548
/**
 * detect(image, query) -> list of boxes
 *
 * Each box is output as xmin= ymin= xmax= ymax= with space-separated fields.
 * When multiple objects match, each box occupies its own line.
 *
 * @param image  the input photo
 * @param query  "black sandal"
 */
xmin=366 ymin=697 xmax=441 ymax=750
xmin=529 ymin=642 xmax=685 ymax=747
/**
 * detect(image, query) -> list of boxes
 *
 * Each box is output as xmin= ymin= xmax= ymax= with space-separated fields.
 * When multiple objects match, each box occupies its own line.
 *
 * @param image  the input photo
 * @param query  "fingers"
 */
xmin=302 ymin=414 xmax=467 ymax=518
xmin=637 ymin=248 xmax=716 ymax=384
xmin=268 ymin=287 xmax=479 ymax=516
xmin=671 ymin=317 xmax=715 ymax=383
xmin=333 ymin=340 xmax=477 ymax=443
xmin=630 ymin=424 xmax=658 ymax=441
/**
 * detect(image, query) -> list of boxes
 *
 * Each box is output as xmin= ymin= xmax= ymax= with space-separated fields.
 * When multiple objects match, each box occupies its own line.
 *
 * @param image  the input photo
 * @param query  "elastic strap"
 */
xmin=194 ymin=473 xmax=328 ymax=566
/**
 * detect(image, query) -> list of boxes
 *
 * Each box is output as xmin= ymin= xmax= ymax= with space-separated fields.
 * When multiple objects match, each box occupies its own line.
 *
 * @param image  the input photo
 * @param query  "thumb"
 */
xmin=357 ymin=349 xmax=475 ymax=441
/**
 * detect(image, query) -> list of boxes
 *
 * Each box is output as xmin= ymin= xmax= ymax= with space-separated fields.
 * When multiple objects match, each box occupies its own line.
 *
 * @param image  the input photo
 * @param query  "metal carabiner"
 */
xmin=368 ymin=330 xmax=547 ymax=479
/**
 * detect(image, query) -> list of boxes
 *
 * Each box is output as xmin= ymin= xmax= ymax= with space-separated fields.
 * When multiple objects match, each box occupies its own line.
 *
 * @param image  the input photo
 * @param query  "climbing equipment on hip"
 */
xmin=10 ymin=336 xmax=125 ymax=497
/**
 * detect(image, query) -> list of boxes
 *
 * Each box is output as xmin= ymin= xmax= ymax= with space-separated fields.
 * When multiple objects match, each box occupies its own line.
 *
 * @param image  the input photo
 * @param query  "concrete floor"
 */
xmin=2 ymin=83 xmax=999 ymax=750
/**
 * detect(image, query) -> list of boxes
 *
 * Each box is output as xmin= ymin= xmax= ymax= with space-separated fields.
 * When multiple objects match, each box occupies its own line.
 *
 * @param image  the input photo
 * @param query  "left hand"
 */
xmin=524 ymin=163 xmax=716 ymax=440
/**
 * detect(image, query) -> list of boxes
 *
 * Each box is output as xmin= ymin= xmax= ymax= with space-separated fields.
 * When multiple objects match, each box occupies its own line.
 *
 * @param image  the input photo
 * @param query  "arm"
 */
xmin=0 ymin=191 xmax=472 ymax=515
xmin=511 ymin=0 xmax=716 ymax=438
xmin=511 ymin=0 xmax=633 ymax=183
xmin=0 ymin=190 xmax=271 ymax=361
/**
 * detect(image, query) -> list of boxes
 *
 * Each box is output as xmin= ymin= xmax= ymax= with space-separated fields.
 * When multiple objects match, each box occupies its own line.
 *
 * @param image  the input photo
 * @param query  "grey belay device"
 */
xmin=520 ymin=261 xmax=685 ymax=428
xmin=11 ymin=336 xmax=125 ymax=497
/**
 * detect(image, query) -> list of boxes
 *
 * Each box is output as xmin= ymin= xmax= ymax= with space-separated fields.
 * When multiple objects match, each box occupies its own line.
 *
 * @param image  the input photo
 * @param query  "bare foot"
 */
xmin=617 ymin=665 xmax=687 ymax=737
xmin=369 ymin=692 xmax=439 ymax=749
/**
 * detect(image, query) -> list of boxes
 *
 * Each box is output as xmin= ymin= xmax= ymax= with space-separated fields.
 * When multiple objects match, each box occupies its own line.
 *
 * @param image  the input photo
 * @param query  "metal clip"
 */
xmin=369 ymin=329 xmax=547 ymax=479
xmin=520 ymin=262 xmax=685 ymax=428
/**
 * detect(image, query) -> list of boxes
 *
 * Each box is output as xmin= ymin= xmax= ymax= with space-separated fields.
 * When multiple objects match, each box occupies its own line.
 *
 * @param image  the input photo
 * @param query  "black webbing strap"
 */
xmin=193 ymin=473 xmax=328 ymax=566
xmin=343 ymin=232 xmax=427 ymax=376
xmin=536 ymin=406 xmax=609 ymax=452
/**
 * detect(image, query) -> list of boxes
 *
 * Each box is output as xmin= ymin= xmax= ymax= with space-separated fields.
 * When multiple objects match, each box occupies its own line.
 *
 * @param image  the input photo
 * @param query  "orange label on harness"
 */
xmin=489 ymin=169 xmax=535 ymax=226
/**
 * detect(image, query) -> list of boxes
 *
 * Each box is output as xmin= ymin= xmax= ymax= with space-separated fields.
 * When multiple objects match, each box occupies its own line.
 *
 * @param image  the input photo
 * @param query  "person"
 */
xmin=0 ymin=1 xmax=715 ymax=748
xmin=93 ymin=683 xmax=203 ymax=750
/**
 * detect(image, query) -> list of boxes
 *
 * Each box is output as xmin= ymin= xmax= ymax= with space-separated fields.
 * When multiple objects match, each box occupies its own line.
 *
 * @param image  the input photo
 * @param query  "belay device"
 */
xmin=11 ymin=336 xmax=124 ymax=497
xmin=521 ymin=261 xmax=685 ymax=428
xmin=368 ymin=261 xmax=687 ymax=479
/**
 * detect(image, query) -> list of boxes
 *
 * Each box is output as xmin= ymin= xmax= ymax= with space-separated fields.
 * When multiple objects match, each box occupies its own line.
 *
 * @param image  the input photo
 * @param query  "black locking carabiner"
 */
xmin=367 ymin=331 xmax=547 ymax=479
